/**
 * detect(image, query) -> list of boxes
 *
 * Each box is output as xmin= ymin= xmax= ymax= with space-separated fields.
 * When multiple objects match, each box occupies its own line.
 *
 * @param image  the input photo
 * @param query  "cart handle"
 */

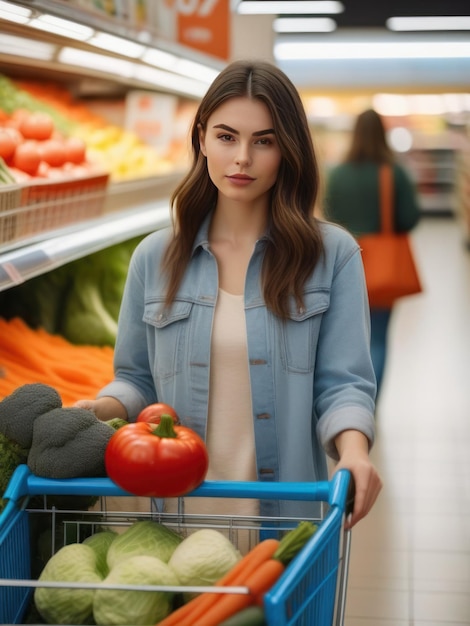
xmin=344 ymin=472 xmax=355 ymax=517
xmin=3 ymin=464 xmax=352 ymax=511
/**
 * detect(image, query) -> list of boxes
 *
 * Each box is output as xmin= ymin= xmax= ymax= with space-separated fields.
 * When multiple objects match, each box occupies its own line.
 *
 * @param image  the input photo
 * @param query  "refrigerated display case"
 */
xmin=0 ymin=0 xmax=222 ymax=290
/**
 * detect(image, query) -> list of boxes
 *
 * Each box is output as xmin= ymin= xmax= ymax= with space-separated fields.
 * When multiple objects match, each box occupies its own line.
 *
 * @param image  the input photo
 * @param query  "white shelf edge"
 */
xmin=0 ymin=200 xmax=171 ymax=292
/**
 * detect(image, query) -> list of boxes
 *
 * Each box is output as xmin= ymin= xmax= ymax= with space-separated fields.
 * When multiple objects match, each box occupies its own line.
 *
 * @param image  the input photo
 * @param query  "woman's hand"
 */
xmin=73 ymin=396 xmax=128 ymax=422
xmin=333 ymin=429 xmax=382 ymax=529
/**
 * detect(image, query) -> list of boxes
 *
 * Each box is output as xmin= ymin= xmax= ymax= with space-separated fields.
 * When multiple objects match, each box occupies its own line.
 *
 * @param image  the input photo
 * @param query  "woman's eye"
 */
xmin=218 ymin=134 xmax=234 ymax=142
xmin=256 ymin=137 xmax=272 ymax=145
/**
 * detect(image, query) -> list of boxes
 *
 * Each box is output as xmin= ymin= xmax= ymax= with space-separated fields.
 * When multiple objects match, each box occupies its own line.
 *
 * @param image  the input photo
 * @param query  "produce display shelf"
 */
xmin=0 ymin=173 xmax=110 ymax=252
xmin=0 ymin=199 xmax=171 ymax=293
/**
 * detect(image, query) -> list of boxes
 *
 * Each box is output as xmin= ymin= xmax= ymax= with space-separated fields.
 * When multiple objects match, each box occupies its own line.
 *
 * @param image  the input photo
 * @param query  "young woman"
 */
xmin=325 ymin=109 xmax=421 ymax=394
xmin=76 ymin=61 xmax=382 ymax=528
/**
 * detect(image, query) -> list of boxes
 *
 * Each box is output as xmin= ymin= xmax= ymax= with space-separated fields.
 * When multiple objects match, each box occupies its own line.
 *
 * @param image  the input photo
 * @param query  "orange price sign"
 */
xmin=164 ymin=0 xmax=230 ymax=61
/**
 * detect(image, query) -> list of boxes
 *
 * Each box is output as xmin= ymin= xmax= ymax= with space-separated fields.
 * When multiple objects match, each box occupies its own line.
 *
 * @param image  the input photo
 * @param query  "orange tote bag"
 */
xmin=359 ymin=164 xmax=422 ymax=309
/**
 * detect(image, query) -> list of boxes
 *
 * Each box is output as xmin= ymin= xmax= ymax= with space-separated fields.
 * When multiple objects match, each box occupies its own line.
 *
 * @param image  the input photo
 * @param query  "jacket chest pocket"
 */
xmin=278 ymin=291 xmax=330 ymax=373
xmin=143 ymin=300 xmax=193 ymax=380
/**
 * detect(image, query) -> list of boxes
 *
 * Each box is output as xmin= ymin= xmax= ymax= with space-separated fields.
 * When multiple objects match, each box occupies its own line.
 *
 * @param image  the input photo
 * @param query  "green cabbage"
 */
xmin=168 ymin=528 xmax=242 ymax=587
xmin=106 ymin=520 xmax=182 ymax=570
xmin=93 ymin=555 xmax=179 ymax=625
xmin=83 ymin=530 xmax=117 ymax=578
xmin=34 ymin=543 xmax=102 ymax=624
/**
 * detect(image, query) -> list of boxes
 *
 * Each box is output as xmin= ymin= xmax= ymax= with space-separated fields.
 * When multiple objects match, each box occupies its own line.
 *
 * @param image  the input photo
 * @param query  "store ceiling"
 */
xmin=237 ymin=0 xmax=470 ymax=28
xmin=337 ymin=1 xmax=470 ymax=28
xmin=335 ymin=1 xmax=469 ymax=28
xmin=245 ymin=1 xmax=470 ymax=89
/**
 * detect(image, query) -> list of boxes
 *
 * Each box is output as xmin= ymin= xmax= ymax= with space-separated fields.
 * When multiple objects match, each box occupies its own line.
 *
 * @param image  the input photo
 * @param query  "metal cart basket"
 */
xmin=0 ymin=465 xmax=353 ymax=626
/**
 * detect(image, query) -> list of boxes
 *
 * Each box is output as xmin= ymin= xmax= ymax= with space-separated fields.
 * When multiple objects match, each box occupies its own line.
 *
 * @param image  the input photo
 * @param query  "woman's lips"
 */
xmin=227 ymin=174 xmax=255 ymax=186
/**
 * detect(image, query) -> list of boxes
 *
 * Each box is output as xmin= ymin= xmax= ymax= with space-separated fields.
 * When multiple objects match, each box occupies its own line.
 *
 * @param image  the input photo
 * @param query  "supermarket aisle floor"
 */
xmin=345 ymin=215 xmax=470 ymax=625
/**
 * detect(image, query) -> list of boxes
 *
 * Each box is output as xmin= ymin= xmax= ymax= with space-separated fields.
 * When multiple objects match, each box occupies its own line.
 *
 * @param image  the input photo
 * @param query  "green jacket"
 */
xmin=324 ymin=161 xmax=420 ymax=237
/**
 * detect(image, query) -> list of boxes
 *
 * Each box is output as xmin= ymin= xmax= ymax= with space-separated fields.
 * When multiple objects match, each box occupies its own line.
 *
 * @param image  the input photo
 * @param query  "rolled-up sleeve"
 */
xmin=314 ymin=229 xmax=376 ymax=459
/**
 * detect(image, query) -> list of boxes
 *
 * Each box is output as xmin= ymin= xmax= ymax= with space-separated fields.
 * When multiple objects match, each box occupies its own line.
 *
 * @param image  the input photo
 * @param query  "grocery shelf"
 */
xmin=0 ymin=196 xmax=171 ymax=292
xmin=1 ymin=1 xmax=221 ymax=98
xmin=0 ymin=0 xmax=199 ymax=294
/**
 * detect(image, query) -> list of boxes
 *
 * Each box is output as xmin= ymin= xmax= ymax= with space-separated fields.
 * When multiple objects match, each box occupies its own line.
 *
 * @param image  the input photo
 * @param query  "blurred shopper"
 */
xmin=325 ymin=109 xmax=420 ymax=395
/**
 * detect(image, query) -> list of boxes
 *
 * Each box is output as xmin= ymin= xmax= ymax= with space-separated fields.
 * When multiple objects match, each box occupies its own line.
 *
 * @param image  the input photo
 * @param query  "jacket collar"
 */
xmin=191 ymin=211 xmax=212 ymax=256
xmin=191 ymin=210 xmax=270 ymax=257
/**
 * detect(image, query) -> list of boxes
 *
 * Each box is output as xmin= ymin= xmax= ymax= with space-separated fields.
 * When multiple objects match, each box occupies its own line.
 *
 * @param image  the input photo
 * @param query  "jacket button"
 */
xmin=157 ymin=313 xmax=166 ymax=322
xmin=259 ymin=468 xmax=274 ymax=476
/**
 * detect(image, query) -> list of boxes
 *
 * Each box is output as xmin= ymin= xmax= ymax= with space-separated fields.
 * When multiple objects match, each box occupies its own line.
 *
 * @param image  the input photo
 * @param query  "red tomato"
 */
xmin=64 ymin=137 xmax=86 ymax=164
xmin=38 ymin=139 xmax=67 ymax=167
xmin=36 ymin=161 xmax=50 ymax=178
xmin=105 ymin=416 xmax=209 ymax=497
xmin=62 ymin=163 xmax=91 ymax=178
xmin=4 ymin=126 xmax=22 ymax=149
xmin=12 ymin=141 xmax=41 ymax=175
xmin=40 ymin=161 xmax=72 ymax=179
xmin=45 ymin=166 xmax=67 ymax=180
xmin=10 ymin=108 xmax=30 ymax=125
xmin=19 ymin=112 xmax=54 ymax=141
xmin=0 ymin=128 xmax=16 ymax=160
xmin=137 ymin=402 xmax=179 ymax=425
xmin=8 ymin=167 xmax=31 ymax=182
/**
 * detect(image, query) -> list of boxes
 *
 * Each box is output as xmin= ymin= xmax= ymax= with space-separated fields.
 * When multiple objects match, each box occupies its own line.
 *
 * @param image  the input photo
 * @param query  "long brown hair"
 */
xmin=345 ymin=108 xmax=394 ymax=163
xmin=163 ymin=59 xmax=323 ymax=319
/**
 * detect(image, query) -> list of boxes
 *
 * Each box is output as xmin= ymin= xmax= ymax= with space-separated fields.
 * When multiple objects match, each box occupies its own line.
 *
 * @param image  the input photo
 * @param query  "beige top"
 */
xmin=206 ymin=289 xmax=257 ymax=485
xmin=165 ymin=289 xmax=259 ymax=550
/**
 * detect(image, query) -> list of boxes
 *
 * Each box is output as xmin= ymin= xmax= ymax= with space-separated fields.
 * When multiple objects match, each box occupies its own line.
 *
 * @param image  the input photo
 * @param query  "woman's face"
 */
xmin=199 ymin=97 xmax=282 ymax=207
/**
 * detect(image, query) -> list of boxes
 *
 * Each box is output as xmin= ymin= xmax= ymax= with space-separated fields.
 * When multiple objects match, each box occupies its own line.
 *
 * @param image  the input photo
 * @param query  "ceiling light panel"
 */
xmin=275 ymin=40 xmax=470 ymax=60
xmin=29 ymin=14 xmax=94 ymax=40
xmin=274 ymin=17 xmax=336 ymax=32
xmin=237 ymin=1 xmax=344 ymax=15
xmin=174 ymin=58 xmax=219 ymax=83
xmin=387 ymin=16 xmax=470 ymax=31
xmin=133 ymin=65 xmax=210 ymax=97
xmin=0 ymin=33 xmax=55 ymax=59
xmin=142 ymin=49 xmax=219 ymax=83
xmin=0 ymin=0 xmax=31 ymax=23
xmin=88 ymin=32 xmax=145 ymax=58
xmin=58 ymin=47 xmax=134 ymax=77
xmin=142 ymin=48 xmax=179 ymax=72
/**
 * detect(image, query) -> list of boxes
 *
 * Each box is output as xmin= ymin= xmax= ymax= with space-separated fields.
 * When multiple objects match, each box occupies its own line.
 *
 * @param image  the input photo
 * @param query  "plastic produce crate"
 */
xmin=0 ymin=172 xmax=109 ymax=251
xmin=0 ymin=465 xmax=354 ymax=625
xmin=0 ymin=183 xmax=22 ymax=246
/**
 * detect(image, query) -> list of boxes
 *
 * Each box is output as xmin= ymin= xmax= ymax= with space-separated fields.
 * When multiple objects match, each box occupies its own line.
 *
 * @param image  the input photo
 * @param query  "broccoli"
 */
xmin=27 ymin=406 xmax=117 ymax=479
xmin=106 ymin=417 xmax=129 ymax=431
xmin=0 ymin=384 xmax=129 ymax=596
xmin=0 ymin=431 xmax=29 ymax=512
xmin=0 ymin=383 xmax=62 ymax=448
xmin=0 ymin=384 xmax=127 ymax=500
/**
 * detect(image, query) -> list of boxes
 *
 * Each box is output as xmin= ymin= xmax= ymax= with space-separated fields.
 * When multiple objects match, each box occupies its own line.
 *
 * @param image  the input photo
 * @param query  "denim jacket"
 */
xmin=99 ymin=215 xmax=376 ymax=517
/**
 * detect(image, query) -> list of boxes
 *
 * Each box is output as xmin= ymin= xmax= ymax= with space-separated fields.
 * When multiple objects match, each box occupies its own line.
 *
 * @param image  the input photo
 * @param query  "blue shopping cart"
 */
xmin=0 ymin=465 xmax=353 ymax=625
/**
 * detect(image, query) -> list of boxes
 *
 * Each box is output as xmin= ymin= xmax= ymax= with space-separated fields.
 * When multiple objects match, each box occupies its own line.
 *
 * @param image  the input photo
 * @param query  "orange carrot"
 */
xmin=156 ymin=538 xmax=280 ymax=626
xmin=192 ymin=559 xmax=285 ymax=626
xmin=175 ymin=521 xmax=318 ymax=626
xmin=0 ymin=317 xmax=114 ymax=404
